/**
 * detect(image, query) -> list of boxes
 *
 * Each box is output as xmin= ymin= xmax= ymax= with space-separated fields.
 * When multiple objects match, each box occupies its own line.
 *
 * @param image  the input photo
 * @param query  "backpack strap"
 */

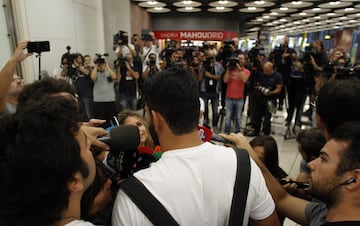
xmin=119 ymin=176 xmax=180 ymax=226
xmin=229 ymin=148 xmax=251 ymax=226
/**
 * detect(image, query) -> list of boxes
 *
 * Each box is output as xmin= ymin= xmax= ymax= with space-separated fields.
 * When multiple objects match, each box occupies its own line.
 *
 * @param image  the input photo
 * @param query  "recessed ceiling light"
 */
xmin=334 ymin=26 xmax=340 ymax=28
xmin=270 ymin=12 xmax=278 ymax=16
xmin=329 ymin=1 xmax=340 ymax=5
xmin=314 ymin=16 xmax=321 ymax=19
xmin=155 ymin=7 xmax=163 ymax=10
xmin=292 ymin=1 xmax=302 ymax=5
xmin=248 ymin=6 xmax=257 ymax=10
xmin=263 ymin=15 xmax=270 ymax=19
xmin=280 ymin=18 xmax=287 ymax=22
xmin=345 ymin=8 xmax=354 ymax=11
xmin=299 ymin=12 xmax=307 ymax=16
xmin=185 ymin=6 xmax=193 ymax=10
xmin=349 ymin=19 xmax=357 ymax=23
xmin=293 ymin=21 xmax=301 ymax=24
xmin=255 ymin=1 xmax=265 ymax=5
xmin=340 ymin=16 xmax=347 ymax=20
xmin=148 ymin=1 xmax=158 ymax=5
xmin=302 ymin=19 xmax=310 ymax=22
xmin=312 ymin=8 xmax=321 ymax=11
xmin=327 ymin=12 xmax=336 ymax=16
xmin=216 ymin=6 xmax=224 ymax=10
xmin=219 ymin=0 xmax=229 ymax=4
xmin=280 ymin=7 xmax=288 ymax=11
xmin=257 ymin=18 xmax=263 ymax=21
xmin=182 ymin=0 xmax=193 ymax=4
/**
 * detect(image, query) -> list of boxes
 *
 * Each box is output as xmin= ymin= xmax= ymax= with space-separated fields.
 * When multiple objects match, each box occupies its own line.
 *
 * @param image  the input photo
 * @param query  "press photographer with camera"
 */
xmin=223 ymin=53 xmax=250 ymax=134
xmin=115 ymin=31 xmax=136 ymax=58
xmin=116 ymin=53 xmax=140 ymax=111
xmin=142 ymin=52 xmax=160 ymax=79
xmin=303 ymin=40 xmax=329 ymax=117
xmin=198 ymin=54 xmax=224 ymax=131
xmin=91 ymin=54 xmax=117 ymax=128
xmin=272 ymin=36 xmax=296 ymax=111
xmin=63 ymin=52 xmax=94 ymax=121
xmin=248 ymin=61 xmax=283 ymax=137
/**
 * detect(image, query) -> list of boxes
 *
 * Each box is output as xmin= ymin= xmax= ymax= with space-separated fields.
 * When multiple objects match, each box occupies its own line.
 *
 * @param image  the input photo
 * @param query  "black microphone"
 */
xmin=98 ymin=125 xmax=140 ymax=155
xmin=279 ymin=178 xmax=310 ymax=189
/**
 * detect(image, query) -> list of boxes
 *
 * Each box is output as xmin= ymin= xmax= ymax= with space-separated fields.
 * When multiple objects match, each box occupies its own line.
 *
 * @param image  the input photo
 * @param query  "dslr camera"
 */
xmin=227 ymin=56 xmax=239 ymax=70
xmin=256 ymin=86 xmax=270 ymax=95
xmin=95 ymin=53 xmax=109 ymax=64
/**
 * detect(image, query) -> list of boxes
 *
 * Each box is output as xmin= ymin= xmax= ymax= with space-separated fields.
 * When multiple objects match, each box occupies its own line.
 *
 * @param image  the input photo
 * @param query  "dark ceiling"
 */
xmin=133 ymin=0 xmax=360 ymax=38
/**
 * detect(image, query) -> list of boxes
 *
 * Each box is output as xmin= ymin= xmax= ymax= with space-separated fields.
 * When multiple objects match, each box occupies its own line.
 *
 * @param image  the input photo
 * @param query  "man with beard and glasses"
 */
xmin=221 ymin=77 xmax=360 ymax=226
xmin=112 ymin=66 xmax=279 ymax=226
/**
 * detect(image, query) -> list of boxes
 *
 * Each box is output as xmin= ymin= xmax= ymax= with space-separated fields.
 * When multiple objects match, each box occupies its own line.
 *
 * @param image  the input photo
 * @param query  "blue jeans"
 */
xmin=119 ymin=94 xmax=137 ymax=111
xmin=225 ymin=98 xmax=244 ymax=134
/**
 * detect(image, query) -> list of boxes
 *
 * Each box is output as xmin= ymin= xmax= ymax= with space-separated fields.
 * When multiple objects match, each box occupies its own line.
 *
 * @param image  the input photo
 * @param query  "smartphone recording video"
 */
xmin=27 ymin=41 xmax=50 ymax=53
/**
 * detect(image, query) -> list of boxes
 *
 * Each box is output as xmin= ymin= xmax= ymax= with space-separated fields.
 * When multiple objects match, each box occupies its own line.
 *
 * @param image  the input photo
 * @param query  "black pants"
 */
xmin=252 ymin=91 xmax=272 ymax=135
xmin=286 ymin=77 xmax=305 ymax=126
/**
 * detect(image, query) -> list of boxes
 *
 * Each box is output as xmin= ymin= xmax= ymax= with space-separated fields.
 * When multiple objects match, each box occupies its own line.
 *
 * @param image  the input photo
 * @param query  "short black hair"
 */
xmin=296 ymin=128 xmax=326 ymax=160
xmin=144 ymin=66 xmax=199 ymax=135
xmin=17 ymin=77 xmax=76 ymax=113
xmin=0 ymin=95 xmax=88 ymax=225
xmin=331 ymin=121 xmax=360 ymax=176
xmin=317 ymin=77 xmax=360 ymax=135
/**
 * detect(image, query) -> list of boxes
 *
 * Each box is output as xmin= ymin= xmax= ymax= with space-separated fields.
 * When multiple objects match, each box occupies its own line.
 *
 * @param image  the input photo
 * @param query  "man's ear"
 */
xmin=151 ymin=110 xmax=166 ymax=130
xmin=67 ymin=172 xmax=84 ymax=192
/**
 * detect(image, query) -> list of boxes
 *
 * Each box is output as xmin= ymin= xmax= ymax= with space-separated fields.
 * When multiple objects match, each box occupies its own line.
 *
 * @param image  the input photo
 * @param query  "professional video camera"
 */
xmin=61 ymin=46 xmax=79 ymax=81
xmin=113 ymin=30 xmax=129 ymax=50
xmin=303 ymin=45 xmax=317 ymax=62
xmin=227 ymin=56 xmax=239 ymax=70
xmin=248 ymin=45 xmax=264 ymax=64
xmin=94 ymin=53 xmax=109 ymax=64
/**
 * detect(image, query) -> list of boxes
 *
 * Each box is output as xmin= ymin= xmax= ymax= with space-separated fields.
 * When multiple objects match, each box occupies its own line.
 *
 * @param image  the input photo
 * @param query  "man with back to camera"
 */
xmin=0 ymin=95 xmax=97 ymax=226
xmin=221 ymin=77 xmax=360 ymax=225
xmin=223 ymin=52 xmax=250 ymax=134
xmin=112 ymin=66 xmax=280 ymax=226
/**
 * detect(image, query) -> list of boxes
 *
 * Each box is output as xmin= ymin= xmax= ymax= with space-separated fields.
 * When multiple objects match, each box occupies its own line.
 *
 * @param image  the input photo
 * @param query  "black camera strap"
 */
xmin=119 ymin=148 xmax=251 ymax=226
xmin=143 ymin=47 xmax=153 ymax=62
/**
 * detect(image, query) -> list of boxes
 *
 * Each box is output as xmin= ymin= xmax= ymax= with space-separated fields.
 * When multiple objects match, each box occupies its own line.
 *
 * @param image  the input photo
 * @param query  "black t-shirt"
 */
xmin=75 ymin=66 xmax=93 ymax=98
xmin=119 ymin=65 xmax=140 ymax=96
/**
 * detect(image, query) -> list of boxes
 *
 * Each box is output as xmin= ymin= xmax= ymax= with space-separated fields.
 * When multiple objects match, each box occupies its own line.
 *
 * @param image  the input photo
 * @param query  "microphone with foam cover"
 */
xmin=197 ymin=125 xmax=233 ymax=144
xmin=98 ymin=125 xmax=140 ymax=155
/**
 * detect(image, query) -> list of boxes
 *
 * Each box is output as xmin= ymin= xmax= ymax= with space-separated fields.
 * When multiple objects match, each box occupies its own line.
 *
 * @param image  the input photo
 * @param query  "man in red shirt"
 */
xmin=223 ymin=53 xmax=250 ymax=134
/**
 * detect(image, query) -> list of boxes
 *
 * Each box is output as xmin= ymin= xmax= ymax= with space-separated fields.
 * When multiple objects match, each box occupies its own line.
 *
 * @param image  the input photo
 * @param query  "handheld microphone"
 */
xmin=197 ymin=125 xmax=233 ymax=144
xmin=98 ymin=125 xmax=140 ymax=155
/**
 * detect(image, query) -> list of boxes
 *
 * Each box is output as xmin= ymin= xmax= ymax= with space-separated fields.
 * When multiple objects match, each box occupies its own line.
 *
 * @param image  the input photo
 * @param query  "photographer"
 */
xmin=115 ymin=31 xmax=136 ymax=58
xmin=91 ymin=55 xmax=117 ymax=128
xmin=142 ymin=53 xmax=160 ymax=79
xmin=71 ymin=53 xmax=94 ymax=121
xmin=303 ymin=40 xmax=329 ymax=116
xmin=116 ymin=53 xmax=140 ymax=111
xmin=198 ymin=55 xmax=224 ymax=131
xmin=223 ymin=53 xmax=250 ymax=134
xmin=248 ymin=62 xmax=283 ymax=137
xmin=273 ymin=36 xmax=296 ymax=111
xmin=140 ymin=32 xmax=160 ymax=70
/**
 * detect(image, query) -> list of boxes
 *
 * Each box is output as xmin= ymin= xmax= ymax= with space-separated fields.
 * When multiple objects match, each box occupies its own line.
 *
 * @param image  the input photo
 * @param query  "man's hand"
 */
xmin=219 ymin=133 xmax=252 ymax=151
xmin=11 ymin=40 xmax=33 ymax=63
xmin=81 ymin=125 xmax=110 ymax=151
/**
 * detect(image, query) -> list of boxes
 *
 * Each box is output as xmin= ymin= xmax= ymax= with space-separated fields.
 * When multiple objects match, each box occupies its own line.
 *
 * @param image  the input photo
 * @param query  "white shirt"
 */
xmin=64 ymin=219 xmax=94 ymax=226
xmin=112 ymin=142 xmax=275 ymax=226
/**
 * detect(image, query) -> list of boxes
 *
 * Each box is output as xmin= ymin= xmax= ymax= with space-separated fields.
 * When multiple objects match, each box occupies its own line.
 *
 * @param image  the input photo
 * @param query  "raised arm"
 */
xmin=220 ymin=133 xmax=310 ymax=225
xmin=0 ymin=41 xmax=32 ymax=113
